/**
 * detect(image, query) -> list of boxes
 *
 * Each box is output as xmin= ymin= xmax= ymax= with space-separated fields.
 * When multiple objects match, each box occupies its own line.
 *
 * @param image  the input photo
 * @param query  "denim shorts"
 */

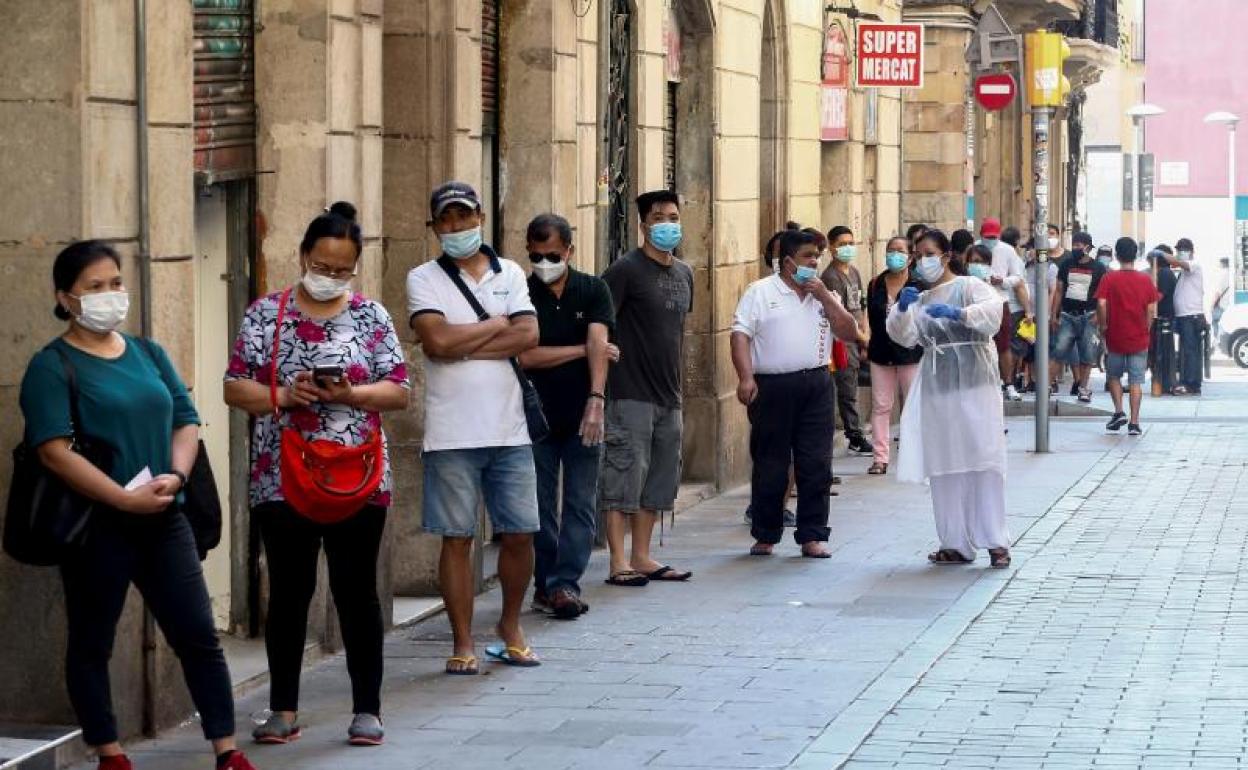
xmin=422 ymin=445 xmax=540 ymax=537
xmin=599 ymin=399 xmax=683 ymax=513
xmin=1106 ymin=351 xmax=1148 ymax=387
xmin=1054 ymin=311 xmax=1099 ymax=365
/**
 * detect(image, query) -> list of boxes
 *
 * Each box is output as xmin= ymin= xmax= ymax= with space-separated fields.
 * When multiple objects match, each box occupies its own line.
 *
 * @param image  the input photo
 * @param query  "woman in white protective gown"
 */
xmin=885 ymin=230 xmax=1012 ymax=568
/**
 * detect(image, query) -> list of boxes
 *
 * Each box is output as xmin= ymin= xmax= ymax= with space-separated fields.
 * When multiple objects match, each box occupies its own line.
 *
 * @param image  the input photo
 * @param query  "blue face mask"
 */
xmin=835 ymin=245 xmax=857 ymax=262
xmin=793 ymin=265 xmax=818 ymax=284
xmin=649 ymin=222 xmax=683 ymax=252
xmin=917 ymin=255 xmax=945 ymax=283
xmin=981 ymin=238 xmax=999 ymax=250
xmin=968 ymin=263 xmax=992 ymax=281
xmin=885 ymin=251 xmax=908 ymax=272
xmin=440 ymin=226 xmax=483 ymax=260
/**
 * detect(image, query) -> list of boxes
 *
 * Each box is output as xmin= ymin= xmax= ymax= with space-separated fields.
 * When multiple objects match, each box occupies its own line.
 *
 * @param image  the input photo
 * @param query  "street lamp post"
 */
xmin=1205 ymin=111 xmax=1240 ymax=306
xmin=1126 ymin=103 xmax=1165 ymax=252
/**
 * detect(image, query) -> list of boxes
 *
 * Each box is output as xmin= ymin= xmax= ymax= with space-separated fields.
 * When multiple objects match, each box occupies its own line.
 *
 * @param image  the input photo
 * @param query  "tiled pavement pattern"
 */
xmin=837 ymin=422 xmax=1248 ymax=769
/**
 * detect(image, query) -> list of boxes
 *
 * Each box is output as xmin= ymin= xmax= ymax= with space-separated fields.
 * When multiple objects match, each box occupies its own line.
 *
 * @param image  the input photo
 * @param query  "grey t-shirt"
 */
xmin=602 ymin=249 xmax=694 ymax=408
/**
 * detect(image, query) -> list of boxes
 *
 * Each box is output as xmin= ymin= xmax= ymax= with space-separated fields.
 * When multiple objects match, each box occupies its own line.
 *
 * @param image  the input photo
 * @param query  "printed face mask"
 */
xmin=440 ymin=226 xmax=483 ymax=260
xmin=70 ymin=290 xmax=130 ymax=333
xmin=302 ymin=270 xmax=353 ymax=301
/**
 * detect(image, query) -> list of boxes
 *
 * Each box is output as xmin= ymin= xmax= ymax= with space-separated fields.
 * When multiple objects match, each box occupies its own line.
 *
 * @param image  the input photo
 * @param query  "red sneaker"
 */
xmin=219 ymin=752 xmax=259 ymax=770
xmin=98 ymin=756 xmax=133 ymax=770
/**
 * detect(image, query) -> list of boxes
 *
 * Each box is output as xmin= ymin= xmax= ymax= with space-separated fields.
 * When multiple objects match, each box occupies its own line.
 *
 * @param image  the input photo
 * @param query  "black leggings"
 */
xmin=61 ymin=510 xmax=235 ymax=747
xmin=256 ymin=502 xmax=386 ymax=716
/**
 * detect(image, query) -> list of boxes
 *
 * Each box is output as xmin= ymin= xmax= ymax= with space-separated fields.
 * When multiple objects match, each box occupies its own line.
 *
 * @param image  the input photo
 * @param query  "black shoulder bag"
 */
xmin=437 ymin=256 xmax=550 ymax=444
xmin=4 ymin=346 xmax=111 ymax=566
xmin=134 ymin=338 xmax=222 ymax=560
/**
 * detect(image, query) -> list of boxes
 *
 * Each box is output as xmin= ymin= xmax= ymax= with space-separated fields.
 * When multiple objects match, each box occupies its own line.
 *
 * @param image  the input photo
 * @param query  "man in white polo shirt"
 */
xmin=731 ymin=230 xmax=859 ymax=558
xmin=407 ymin=181 xmax=542 ymax=673
xmin=1168 ymin=237 xmax=1206 ymax=395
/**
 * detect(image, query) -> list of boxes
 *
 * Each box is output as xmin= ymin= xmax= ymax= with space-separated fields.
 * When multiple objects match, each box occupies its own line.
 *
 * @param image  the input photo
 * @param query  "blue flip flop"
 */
xmin=484 ymin=643 xmax=541 ymax=667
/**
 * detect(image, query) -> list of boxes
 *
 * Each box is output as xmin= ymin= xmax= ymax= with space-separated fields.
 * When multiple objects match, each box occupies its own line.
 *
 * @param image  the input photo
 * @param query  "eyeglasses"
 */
xmin=528 ymin=251 xmax=565 ymax=264
xmin=307 ymin=262 xmax=357 ymax=279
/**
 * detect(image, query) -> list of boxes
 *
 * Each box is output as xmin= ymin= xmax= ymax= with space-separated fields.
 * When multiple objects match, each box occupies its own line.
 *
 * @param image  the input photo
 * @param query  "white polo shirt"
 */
xmin=406 ymin=250 xmax=536 ymax=451
xmin=987 ymin=241 xmax=1027 ymax=313
xmin=1173 ymin=261 xmax=1205 ymax=318
xmin=731 ymin=275 xmax=832 ymax=374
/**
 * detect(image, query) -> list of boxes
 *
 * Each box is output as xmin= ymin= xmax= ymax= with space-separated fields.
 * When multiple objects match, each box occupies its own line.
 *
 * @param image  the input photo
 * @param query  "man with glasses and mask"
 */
xmin=732 ymin=230 xmax=859 ymax=558
xmin=406 ymin=181 xmax=542 ymax=673
xmin=599 ymin=190 xmax=694 ymax=588
xmin=518 ymin=214 xmax=616 ymax=619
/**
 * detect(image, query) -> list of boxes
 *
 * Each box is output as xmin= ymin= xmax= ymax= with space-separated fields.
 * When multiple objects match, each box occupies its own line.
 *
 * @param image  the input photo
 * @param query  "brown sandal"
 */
xmin=989 ymin=548 xmax=1011 ymax=569
xmin=868 ymin=462 xmax=888 ymax=475
xmin=927 ymin=549 xmax=972 ymax=565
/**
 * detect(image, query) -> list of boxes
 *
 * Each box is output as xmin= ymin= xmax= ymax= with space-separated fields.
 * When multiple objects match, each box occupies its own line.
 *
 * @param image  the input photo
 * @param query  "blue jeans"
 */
xmin=1175 ymin=315 xmax=1204 ymax=391
xmin=1054 ymin=311 xmax=1099 ymax=365
xmin=533 ymin=434 xmax=602 ymax=596
xmin=422 ymin=446 xmax=540 ymax=537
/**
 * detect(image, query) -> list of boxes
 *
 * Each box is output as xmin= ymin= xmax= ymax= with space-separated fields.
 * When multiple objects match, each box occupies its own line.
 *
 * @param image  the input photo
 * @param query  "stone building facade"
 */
xmin=0 ymin=0 xmax=909 ymax=739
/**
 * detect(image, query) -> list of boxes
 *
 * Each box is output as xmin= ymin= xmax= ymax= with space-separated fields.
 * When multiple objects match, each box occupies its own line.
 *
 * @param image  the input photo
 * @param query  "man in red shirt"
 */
xmin=1095 ymin=237 xmax=1160 ymax=435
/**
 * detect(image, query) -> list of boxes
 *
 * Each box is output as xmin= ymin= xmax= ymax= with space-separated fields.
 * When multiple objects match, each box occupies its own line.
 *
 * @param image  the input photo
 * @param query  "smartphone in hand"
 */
xmin=312 ymin=364 xmax=344 ymax=389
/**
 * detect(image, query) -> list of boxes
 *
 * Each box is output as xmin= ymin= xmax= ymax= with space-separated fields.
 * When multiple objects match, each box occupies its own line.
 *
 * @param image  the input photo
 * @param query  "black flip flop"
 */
xmin=605 ymin=570 xmax=649 ymax=587
xmin=645 ymin=565 xmax=692 ymax=581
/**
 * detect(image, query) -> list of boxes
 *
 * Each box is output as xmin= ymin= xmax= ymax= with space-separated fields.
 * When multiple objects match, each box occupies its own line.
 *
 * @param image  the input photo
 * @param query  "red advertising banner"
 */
xmin=821 ymin=22 xmax=850 ymax=142
xmin=855 ymin=22 xmax=924 ymax=89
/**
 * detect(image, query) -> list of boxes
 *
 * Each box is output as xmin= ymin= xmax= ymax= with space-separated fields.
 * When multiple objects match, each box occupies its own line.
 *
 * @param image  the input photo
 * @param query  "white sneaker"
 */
xmin=1004 ymin=384 xmax=1022 ymax=401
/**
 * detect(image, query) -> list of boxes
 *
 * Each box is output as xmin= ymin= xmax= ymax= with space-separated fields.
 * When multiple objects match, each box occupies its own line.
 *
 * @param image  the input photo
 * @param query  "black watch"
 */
xmin=172 ymin=470 xmax=189 ymax=489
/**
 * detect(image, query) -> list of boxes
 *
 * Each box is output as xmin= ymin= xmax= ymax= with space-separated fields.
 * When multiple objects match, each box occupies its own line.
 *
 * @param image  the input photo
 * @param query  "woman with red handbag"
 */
xmin=223 ymin=203 xmax=410 ymax=747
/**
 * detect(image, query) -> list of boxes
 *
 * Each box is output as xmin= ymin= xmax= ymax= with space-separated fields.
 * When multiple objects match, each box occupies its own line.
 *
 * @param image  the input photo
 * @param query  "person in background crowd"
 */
xmin=907 ymin=223 xmax=930 ymax=260
xmin=732 ymin=230 xmax=859 ymax=558
xmin=518 ymin=214 xmax=616 ymax=620
xmin=1097 ymin=244 xmax=1114 ymax=269
xmin=821 ymin=225 xmax=873 ymax=455
xmin=979 ymin=218 xmax=1029 ymax=402
xmin=1167 ymin=237 xmax=1206 ymax=395
xmin=1052 ymin=231 xmax=1106 ymax=404
xmin=1147 ymin=245 xmax=1178 ymax=394
xmin=1047 ymin=222 xmax=1064 ymax=253
xmin=225 ymin=203 xmax=410 ymax=746
xmin=865 ymin=236 xmax=923 ymax=475
xmin=1021 ymin=237 xmax=1060 ymax=393
xmin=1001 ymin=226 xmax=1022 ymax=254
xmin=951 ymin=229 xmax=975 ymax=269
xmin=887 ymin=230 xmax=1011 ymax=569
xmin=407 ymin=182 xmax=543 ymax=673
xmin=22 ymin=241 xmax=258 ymax=770
xmin=600 ymin=190 xmax=694 ymax=587
xmin=1096 ymin=238 xmax=1159 ymax=436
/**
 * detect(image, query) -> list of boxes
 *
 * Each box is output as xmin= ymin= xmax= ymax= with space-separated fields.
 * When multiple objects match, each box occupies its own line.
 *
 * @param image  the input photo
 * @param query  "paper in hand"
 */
xmin=125 ymin=466 xmax=154 ymax=492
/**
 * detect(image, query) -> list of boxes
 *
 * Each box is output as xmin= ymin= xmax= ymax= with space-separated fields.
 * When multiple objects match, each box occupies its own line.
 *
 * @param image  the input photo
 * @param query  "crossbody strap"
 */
xmin=269 ymin=288 xmax=294 ymax=416
xmin=436 ymin=256 xmax=531 ymax=387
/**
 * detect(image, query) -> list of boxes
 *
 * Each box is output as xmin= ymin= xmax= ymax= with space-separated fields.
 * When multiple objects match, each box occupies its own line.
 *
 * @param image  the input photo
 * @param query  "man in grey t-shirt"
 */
xmin=820 ymin=225 xmax=872 ymax=455
xmin=600 ymin=190 xmax=694 ymax=587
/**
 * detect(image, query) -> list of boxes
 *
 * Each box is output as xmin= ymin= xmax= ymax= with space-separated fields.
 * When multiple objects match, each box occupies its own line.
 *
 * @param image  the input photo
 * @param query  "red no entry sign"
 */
xmin=974 ymin=72 xmax=1017 ymax=111
xmin=855 ymin=23 xmax=924 ymax=89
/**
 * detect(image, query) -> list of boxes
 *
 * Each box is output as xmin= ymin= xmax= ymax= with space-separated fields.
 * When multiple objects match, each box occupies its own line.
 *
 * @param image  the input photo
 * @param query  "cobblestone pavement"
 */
xmin=831 ymin=421 xmax=1248 ymax=770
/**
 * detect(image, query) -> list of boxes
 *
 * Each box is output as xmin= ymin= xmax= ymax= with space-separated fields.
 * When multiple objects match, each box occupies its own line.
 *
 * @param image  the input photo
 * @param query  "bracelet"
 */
xmin=588 ymin=392 xmax=606 ymax=402
xmin=172 ymin=470 xmax=189 ymax=489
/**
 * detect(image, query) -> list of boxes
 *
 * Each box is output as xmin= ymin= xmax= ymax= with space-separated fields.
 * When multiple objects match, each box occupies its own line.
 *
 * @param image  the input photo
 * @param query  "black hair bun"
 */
xmin=328 ymin=201 xmax=358 ymax=223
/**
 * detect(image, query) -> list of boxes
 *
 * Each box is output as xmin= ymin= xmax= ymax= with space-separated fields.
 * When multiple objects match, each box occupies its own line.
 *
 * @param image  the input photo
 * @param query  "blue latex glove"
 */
xmin=897 ymin=286 xmax=920 ymax=312
xmin=925 ymin=303 xmax=963 ymax=321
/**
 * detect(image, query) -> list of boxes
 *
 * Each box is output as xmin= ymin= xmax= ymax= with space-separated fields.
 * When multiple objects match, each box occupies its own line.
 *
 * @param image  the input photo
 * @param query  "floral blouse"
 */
xmin=225 ymin=291 xmax=409 ymax=508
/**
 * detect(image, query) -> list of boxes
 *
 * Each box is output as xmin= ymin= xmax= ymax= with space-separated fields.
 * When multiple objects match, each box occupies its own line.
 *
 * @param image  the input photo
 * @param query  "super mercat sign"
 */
xmin=855 ymin=23 xmax=924 ymax=89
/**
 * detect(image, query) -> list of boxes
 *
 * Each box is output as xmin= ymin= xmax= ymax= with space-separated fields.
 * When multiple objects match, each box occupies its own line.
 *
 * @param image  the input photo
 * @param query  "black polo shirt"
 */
xmin=526 ymin=268 xmax=615 ymax=438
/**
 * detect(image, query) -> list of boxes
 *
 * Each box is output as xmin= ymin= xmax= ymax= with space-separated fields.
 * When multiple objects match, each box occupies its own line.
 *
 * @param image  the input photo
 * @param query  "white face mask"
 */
xmin=302 ymin=270 xmax=353 ymax=302
xmin=531 ymin=259 xmax=567 ymax=284
xmin=1048 ymin=237 xmax=1061 ymax=250
xmin=916 ymin=255 xmax=945 ymax=283
xmin=69 ymin=290 xmax=130 ymax=334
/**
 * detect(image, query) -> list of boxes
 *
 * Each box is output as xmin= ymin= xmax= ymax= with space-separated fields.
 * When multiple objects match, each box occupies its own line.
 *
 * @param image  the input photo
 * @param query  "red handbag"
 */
xmin=833 ymin=339 xmax=850 ymax=371
xmin=269 ymin=288 xmax=383 ymax=524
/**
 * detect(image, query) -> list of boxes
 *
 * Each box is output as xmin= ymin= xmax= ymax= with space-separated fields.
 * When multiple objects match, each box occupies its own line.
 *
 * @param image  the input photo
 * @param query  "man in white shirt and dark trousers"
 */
xmin=979 ymin=217 xmax=1029 ymax=401
xmin=1168 ymin=237 xmax=1206 ymax=395
xmin=731 ymin=230 xmax=859 ymax=559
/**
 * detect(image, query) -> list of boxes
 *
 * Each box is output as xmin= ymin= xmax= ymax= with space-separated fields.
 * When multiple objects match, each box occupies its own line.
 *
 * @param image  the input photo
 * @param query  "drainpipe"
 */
xmin=134 ymin=0 xmax=158 ymax=737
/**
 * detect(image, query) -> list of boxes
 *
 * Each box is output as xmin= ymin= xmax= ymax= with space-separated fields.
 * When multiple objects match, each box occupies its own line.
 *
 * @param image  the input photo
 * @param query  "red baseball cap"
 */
xmin=980 ymin=218 xmax=1002 ymax=238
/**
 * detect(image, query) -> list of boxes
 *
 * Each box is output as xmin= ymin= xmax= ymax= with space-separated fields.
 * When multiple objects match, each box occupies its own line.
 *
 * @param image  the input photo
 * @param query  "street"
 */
xmin=80 ymin=367 xmax=1248 ymax=770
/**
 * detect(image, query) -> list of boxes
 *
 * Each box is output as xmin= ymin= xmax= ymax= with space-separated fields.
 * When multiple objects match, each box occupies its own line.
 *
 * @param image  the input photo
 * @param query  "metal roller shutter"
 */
xmin=482 ymin=0 xmax=500 ymax=135
xmin=193 ymin=0 xmax=256 ymax=185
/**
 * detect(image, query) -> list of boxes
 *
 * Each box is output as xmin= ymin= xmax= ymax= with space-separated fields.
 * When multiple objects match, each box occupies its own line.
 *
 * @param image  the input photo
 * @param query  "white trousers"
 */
xmin=929 ymin=470 xmax=1010 ymax=560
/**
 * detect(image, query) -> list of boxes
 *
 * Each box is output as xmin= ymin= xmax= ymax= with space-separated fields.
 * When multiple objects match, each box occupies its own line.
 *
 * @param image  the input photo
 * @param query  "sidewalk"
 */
xmin=75 ymin=418 xmax=1125 ymax=770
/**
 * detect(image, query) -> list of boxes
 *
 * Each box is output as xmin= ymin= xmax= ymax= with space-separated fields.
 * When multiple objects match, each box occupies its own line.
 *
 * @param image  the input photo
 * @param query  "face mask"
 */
xmin=1098 ymin=256 xmax=1113 ymax=268
xmin=1177 ymin=250 xmax=1192 ymax=262
xmin=917 ymin=255 xmax=945 ymax=283
xmin=301 ymin=270 xmax=352 ymax=302
xmin=835 ymin=245 xmax=856 ymax=262
xmin=531 ymin=259 xmax=567 ymax=284
xmin=440 ymin=226 xmax=483 ymax=260
xmin=649 ymin=222 xmax=683 ymax=252
xmin=70 ymin=290 xmax=129 ymax=333
xmin=981 ymin=238 xmax=999 ymax=250
xmin=885 ymin=251 xmax=908 ymax=272
xmin=968 ymin=263 xmax=992 ymax=281
xmin=792 ymin=262 xmax=818 ymax=284
xmin=1048 ymin=237 xmax=1060 ymax=250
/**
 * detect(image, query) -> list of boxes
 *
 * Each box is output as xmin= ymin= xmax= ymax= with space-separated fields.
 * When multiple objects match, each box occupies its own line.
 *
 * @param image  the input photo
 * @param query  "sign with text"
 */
xmin=821 ymin=22 xmax=850 ymax=141
xmin=855 ymin=23 xmax=924 ymax=89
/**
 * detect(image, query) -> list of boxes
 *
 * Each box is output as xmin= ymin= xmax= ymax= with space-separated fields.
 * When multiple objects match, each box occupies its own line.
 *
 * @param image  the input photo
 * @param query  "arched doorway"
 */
xmin=759 ymin=0 xmax=788 ymax=258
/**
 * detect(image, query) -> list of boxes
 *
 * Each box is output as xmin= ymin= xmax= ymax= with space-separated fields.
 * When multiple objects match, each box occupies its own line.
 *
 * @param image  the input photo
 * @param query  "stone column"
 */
xmin=900 ymin=2 xmax=975 ymax=232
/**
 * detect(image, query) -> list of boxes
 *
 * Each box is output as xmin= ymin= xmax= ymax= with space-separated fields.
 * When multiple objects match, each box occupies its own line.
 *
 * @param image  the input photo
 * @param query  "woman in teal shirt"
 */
xmin=18 ymin=241 xmax=257 ymax=770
